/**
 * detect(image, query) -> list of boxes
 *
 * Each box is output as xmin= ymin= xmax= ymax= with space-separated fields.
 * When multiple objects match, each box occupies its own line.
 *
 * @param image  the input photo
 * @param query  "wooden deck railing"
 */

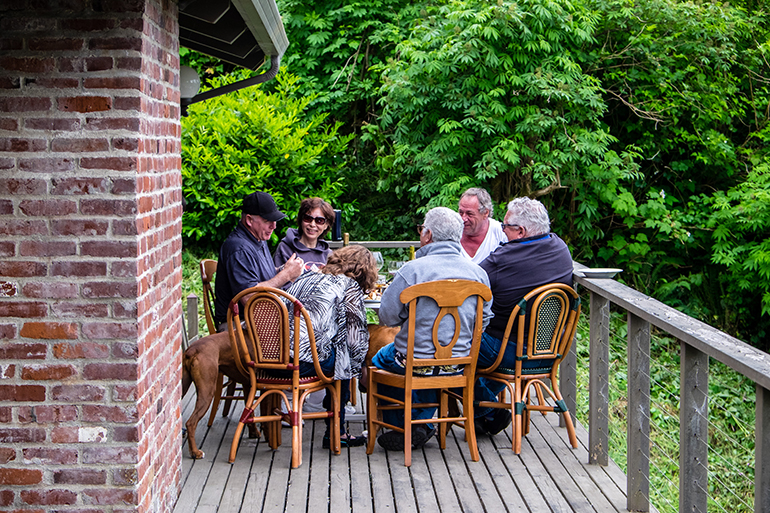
xmin=183 ymin=240 xmax=770 ymax=512
xmin=568 ymin=262 xmax=770 ymax=513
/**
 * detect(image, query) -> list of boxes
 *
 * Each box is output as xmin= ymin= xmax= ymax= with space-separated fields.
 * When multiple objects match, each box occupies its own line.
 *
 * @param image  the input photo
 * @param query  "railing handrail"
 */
xmin=572 ymin=261 xmax=770 ymax=390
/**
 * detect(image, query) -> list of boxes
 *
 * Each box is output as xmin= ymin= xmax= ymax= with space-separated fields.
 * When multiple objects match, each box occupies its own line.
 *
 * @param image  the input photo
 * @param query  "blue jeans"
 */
xmin=371 ymin=343 xmax=437 ymax=429
xmin=474 ymin=332 xmax=555 ymax=418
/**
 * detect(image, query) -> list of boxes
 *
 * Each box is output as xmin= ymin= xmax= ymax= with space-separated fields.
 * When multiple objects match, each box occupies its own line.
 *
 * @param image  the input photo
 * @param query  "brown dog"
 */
xmin=360 ymin=324 xmax=400 ymax=393
xmin=182 ymin=331 xmax=252 ymax=459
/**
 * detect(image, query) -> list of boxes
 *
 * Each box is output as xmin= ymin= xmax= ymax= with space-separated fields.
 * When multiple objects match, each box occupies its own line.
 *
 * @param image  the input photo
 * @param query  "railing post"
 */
xmin=560 ymin=340 xmax=577 ymax=427
xmin=757 ymin=384 xmax=770 ymax=513
xmin=589 ymin=291 xmax=609 ymax=465
xmin=187 ymin=293 xmax=199 ymax=346
xmin=627 ymin=313 xmax=650 ymax=511
xmin=680 ymin=341 xmax=708 ymax=513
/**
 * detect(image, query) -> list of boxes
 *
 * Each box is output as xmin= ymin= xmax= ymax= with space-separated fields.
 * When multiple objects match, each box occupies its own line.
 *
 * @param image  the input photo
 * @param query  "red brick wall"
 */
xmin=0 ymin=1 xmax=182 ymax=511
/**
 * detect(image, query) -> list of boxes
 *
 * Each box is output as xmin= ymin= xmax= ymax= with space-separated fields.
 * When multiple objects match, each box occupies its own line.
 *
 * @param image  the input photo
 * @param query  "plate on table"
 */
xmin=581 ymin=268 xmax=623 ymax=279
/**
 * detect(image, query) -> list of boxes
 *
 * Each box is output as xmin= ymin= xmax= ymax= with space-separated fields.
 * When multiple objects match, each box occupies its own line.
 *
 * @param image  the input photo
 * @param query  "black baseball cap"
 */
xmin=242 ymin=191 xmax=286 ymax=222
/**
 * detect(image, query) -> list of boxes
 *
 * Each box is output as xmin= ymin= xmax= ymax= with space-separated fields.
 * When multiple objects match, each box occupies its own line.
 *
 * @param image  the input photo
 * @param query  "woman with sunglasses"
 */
xmin=273 ymin=197 xmax=335 ymax=271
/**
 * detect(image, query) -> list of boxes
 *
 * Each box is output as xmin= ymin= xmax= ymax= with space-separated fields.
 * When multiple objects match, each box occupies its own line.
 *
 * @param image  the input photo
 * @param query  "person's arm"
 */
xmin=238 ymin=253 xmax=304 ymax=305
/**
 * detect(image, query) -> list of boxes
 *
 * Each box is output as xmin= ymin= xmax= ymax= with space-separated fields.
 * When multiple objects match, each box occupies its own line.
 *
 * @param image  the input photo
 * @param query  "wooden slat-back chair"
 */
xmin=227 ymin=286 xmax=341 ymax=468
xmin=475 ymin=283 xmax=581 ymax=453
xmin=366 ymin=279 xmax=492 ymax=466
xmin=200 ymin=259 xmax=242 ymax=427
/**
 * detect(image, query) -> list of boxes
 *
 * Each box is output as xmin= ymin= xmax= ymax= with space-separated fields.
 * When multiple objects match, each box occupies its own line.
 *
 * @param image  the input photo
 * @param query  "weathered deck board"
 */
xmin=175 ymin=387 xmax=643 ymax=512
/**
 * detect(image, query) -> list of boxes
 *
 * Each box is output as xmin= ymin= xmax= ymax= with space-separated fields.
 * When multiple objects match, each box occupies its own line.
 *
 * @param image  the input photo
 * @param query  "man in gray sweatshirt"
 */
xmin=372 ymin=206 xmax=492 ymax=451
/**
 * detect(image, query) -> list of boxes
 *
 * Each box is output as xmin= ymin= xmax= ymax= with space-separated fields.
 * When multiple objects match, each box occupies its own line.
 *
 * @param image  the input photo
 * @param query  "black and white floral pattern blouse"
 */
xmin=284 ymin=271 xmax=369 ymax=380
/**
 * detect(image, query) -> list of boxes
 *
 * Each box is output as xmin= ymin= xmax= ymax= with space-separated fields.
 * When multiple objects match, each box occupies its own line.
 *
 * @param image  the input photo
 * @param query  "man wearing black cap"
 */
xmin=213 ymin=191 xmax=304 ymax=329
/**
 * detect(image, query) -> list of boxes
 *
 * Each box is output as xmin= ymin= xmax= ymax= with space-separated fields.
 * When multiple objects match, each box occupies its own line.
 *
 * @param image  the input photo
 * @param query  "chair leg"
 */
xmin=332 ymin=381 xmax=341 ymax=454
xmin=291 ymin=388 xmax=302 ymax=468
xmin=366 ymin=369 xmax=378 ymax=455
xmin=513 ymin=380 xmax=523 ymax=454
xmin=562 ymin=409 xmax=579 ymax=449
xmin=222 ymin=380 xmax=237 ymax=416
xmin=464 ymin=385 xmax=479 ymax=462
xmin=208 ymin=372 xmax=225 ymax=426
xmin=404 ymin=386 xmax=412 ymax=467
xmin=551 ymin=380 xmax=579 ymax=449
xmin=438 ymin=389 xmax=448 ymax=450
xmin=229 ymin=382 xmax=258 ymax=463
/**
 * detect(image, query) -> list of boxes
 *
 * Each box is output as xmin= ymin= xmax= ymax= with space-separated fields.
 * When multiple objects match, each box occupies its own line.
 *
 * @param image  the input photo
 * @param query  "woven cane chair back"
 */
xmin=524 ymin=286 xmax=577 ymax=366
xmin=245 ymin=293 xmax=290 ymax=365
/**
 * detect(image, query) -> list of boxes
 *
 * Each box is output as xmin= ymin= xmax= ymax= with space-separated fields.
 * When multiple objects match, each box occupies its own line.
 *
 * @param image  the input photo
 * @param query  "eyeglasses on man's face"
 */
xmin=501 ymin=223 xmax=522 ymax=231
xmin=416 ymin=224 xmax=424 ymax=236
xmin=302 ymin=214 xmax=327 ymax=226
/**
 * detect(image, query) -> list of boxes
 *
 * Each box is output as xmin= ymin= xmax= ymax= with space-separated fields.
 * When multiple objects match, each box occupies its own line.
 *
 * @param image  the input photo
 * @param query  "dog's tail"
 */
xmin=182 ymin=353 xmax=192 ymax=399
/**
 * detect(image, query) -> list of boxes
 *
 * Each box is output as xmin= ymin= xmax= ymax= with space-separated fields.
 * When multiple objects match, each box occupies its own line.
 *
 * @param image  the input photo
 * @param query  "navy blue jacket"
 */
xmin=479 ymin=233 xmax=573 ymax=340
xmin=214 ymin=223 xmax=277 ymax=326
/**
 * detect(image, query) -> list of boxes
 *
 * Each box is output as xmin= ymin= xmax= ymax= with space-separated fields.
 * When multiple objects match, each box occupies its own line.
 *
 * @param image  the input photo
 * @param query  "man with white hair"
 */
xmin=372 ymin=206 xmax=492 ymax=451
xmin=458 ymin=187 xmax=508 ymax=263
xmin=474 ymin=196 xmax=574 ymax=435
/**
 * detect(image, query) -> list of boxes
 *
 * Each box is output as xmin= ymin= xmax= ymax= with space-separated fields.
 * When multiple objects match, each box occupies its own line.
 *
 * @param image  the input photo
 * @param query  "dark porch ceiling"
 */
xmin=179 ymin=0 xmax=289 ymax=70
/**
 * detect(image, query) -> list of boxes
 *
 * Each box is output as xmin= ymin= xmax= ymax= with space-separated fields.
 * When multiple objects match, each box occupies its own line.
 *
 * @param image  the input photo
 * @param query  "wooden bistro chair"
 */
xmin=201 ymin=259 xmax=242 ymax=427
xmin=366 ymin=279 xmax=492 ymax=467
xmin=227 ymin=286 xmax=341 ymax=467
xmin=475 ymin=283 xmax=581 ymax=454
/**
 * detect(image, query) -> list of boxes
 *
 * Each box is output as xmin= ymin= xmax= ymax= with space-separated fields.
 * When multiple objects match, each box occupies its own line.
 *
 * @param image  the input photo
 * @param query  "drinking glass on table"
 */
xmin=372 ymin=252 xmax=386 ymax=283
xmin=387 ymin=260 xmax=405 ymax=275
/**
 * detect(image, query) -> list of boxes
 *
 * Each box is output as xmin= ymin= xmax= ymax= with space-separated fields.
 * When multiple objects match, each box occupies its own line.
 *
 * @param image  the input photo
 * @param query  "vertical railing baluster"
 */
xmin=680 ymin=341 xmax=709 ymax=512
xmin=560 ymin=341 xmax=577 ymax=428
xmin=589 ymin=292 xmax=610 ymax=465
xmin=757 ymin=384 xmax=770 ymax=513
xmin=187 ymin=293 xmax=199 ymax=347
xmin=627 ymin=313 xmax=650 ymax=511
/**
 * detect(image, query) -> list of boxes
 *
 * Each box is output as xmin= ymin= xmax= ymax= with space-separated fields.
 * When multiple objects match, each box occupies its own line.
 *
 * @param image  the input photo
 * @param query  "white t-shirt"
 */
xmin=461 ymin=218 xmax=508 ymax=264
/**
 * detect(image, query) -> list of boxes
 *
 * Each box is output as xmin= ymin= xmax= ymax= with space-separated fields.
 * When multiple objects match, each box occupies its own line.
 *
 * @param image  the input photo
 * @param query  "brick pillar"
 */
xmin=0 ymin=1 xmax=183 ymax=511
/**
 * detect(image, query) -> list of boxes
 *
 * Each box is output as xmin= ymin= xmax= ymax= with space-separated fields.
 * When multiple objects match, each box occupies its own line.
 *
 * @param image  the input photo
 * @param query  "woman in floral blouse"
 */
xmin=282 ymin=244 xmax=377 ymax=447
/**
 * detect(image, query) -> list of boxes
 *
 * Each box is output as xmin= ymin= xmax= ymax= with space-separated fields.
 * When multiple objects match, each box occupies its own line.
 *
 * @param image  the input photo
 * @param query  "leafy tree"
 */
xmin=372 ymin=0 xmax=652 ymax=247
xmin=583 ymin=0 xmax=770 ymax=343
xmin=181 ymin=70 xmax=354 ymax=253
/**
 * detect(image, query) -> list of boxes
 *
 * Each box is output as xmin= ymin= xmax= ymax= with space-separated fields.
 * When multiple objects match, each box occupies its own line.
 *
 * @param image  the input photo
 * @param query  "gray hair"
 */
xmin=460 ymin=187 xmax=494 ymax=217
xmin=423 ymin=206 xmax=463 ymax=243
xmin=506 ymin=197 xmax=550 ymax=236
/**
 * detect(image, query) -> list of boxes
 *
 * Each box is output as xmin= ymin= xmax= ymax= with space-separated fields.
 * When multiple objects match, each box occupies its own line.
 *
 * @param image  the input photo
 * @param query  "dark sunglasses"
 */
xmin=302 ymin=214 xmax=327 ymax=226
xmin=501 ymin=223 xmax=521 ymax=230
xmin=416 ymin=224 xmax=424 ymax=236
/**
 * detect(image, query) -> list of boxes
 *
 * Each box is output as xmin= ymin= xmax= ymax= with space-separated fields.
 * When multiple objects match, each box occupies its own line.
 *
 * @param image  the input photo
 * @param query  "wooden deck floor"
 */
xmin=175 ymin=388 xmax=639 ymax=512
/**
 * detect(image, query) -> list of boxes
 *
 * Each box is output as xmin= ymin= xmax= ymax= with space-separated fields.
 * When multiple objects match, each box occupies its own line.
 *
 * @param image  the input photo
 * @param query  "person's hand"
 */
xmin=283 ymin=253 xmax=304 ymax=281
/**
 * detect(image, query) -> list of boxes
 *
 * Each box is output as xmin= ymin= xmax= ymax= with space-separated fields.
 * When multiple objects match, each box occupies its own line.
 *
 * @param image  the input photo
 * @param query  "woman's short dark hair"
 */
xmin=297 ymin=197 xmax=335 ymax=238
xmin=323 ymin=245 xmax=378 ymax=292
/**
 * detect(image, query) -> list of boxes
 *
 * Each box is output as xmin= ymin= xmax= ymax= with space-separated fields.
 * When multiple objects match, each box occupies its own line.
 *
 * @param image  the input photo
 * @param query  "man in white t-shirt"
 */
xmin=458 ymin=188 xmax=507 ymax=264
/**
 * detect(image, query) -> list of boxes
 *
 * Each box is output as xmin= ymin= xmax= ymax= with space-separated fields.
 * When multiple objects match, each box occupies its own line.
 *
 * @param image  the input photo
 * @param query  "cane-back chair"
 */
xmin=475 ymin=283 xmax=581 ymax=454
xmin=200 ymin=259 xmax=242 ymax=427
xmin=227 ymin=286 xmax=341 ymax=467
xmin=366 ymin=279 xmax=492 ymax=466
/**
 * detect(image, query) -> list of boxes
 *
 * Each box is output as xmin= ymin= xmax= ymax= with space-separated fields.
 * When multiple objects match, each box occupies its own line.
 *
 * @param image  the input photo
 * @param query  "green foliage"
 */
xmin=375 ymin=0 xmax=619 ymax=206
xmin=705 ymin=163 xmax=770 ymax=344
xmin=581 ymin=0 xmax=770 ymax=340
xmin=277 ymin=0 xmax=415 ymax=128
xmin=181 ymin=71 xmax=354 ymax=253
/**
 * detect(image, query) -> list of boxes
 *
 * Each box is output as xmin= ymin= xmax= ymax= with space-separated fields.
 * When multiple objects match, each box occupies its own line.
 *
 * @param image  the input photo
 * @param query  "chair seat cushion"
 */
xmin=253 ymin=369 xmax=322 ymax=384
